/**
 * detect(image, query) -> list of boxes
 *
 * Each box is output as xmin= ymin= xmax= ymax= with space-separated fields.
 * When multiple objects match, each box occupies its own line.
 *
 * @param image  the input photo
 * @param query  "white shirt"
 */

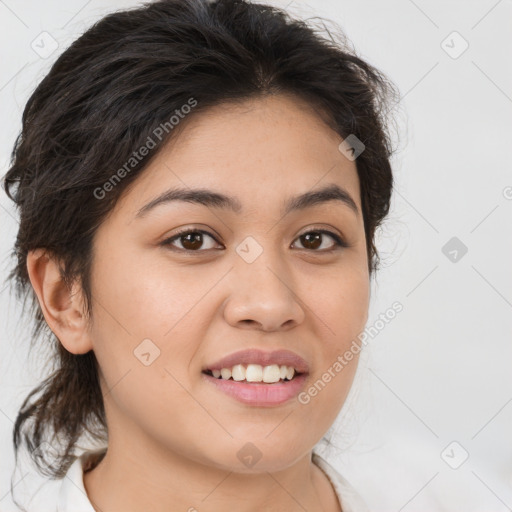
xmin=56 ymin=450 xmax=370 ymax=512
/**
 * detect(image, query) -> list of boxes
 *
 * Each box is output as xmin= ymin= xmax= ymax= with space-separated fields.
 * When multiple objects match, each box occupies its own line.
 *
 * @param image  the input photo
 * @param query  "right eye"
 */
xmin=160 ymin=229 xmax=223 ymax=252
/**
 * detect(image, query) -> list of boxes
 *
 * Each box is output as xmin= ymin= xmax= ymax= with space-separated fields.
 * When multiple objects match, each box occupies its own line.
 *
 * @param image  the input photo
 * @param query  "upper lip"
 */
xmin=203 ymin=349 xmax=310 ymax=374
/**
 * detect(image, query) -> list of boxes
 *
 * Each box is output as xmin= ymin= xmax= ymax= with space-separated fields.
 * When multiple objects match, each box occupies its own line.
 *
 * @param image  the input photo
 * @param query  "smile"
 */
xmin=203 ymin=363 xmax=299 ymax=383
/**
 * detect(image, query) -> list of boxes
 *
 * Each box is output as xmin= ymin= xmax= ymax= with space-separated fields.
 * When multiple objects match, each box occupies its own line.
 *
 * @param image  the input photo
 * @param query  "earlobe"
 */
xmin=26 ymin=248 xmax=93 ymax=355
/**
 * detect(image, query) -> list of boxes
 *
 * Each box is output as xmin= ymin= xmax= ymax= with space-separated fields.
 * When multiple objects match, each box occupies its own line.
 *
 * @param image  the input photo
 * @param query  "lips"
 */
xmin=203 ymin=348 xmax=310 ymax=374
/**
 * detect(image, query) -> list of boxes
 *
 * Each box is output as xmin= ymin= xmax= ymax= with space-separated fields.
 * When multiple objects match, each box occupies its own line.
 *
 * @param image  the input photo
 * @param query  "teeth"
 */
xmin=208 ymin=363 xmax=297 ymax=383
xmin=220 ymin=368 xmax=232 ymax=380
xmin=262 ymin=364 xmax=281 ymax=383
xmin=245 ymin=364 xmax=263 ymax=382
xmin=232 ymin=364 xmax=245 ymax=381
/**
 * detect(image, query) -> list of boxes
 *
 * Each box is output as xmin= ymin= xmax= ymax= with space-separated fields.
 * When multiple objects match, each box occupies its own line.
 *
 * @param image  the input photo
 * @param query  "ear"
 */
xmin=26 ymin=248 xmax=93 ymax=354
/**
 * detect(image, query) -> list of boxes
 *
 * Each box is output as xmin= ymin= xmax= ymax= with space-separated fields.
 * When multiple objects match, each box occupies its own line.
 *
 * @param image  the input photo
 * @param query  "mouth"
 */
xmin=201 ymin=350 xmax=310 ymax=407
xmin=201 ymin=363 xmax=305 ymax=384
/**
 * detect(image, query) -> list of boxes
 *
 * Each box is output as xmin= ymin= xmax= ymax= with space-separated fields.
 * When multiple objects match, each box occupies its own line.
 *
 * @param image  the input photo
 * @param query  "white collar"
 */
xmin=312 ymin=452 xmax=370 ymax=512
xmin=56 ymin=450 xmax=369 ymax=512
xmin=56 ymin=450 xmax=104 ymax=512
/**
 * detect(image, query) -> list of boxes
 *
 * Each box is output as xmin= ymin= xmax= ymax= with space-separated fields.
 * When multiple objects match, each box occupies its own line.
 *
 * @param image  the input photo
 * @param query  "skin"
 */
xmin=27 ymin=93 xmax=370 ymax=512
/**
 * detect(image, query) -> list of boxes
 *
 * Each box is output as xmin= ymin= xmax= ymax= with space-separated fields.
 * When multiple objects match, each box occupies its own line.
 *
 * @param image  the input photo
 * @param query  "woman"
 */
xmin=3 ymin=0 xmax=400 ymax=510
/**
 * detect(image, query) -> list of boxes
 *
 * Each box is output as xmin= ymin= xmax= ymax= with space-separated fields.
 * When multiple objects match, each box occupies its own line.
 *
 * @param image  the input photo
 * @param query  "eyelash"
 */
xmin=160 ymin=227 xmax=349 ymax=253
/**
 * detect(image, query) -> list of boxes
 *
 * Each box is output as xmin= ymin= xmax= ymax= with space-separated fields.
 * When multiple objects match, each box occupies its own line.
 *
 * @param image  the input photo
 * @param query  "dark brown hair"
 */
xmin=2 ymin=0 xmax=400 ymax=483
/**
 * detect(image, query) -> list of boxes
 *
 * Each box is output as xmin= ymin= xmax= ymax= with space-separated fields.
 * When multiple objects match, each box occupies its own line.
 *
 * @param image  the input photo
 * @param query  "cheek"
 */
xmin=87 ymin=250 xmax=213 ymax=441
xmin=305 ymin=261 xmax=370 ymax=349
xmin=86 ymin=246 xmax=200 ymax=386
xmin=90 ymin=241 xmax=209 ymax=340
xmin=330 ymin=272 xmax=369 ymax=342
xmin=297 ymin=264 xmax=369 ymax=417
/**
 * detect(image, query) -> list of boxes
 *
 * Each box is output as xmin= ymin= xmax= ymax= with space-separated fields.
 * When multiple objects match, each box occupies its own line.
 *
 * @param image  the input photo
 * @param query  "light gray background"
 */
xmin=1 ymin=0 xmax=511 ymax=510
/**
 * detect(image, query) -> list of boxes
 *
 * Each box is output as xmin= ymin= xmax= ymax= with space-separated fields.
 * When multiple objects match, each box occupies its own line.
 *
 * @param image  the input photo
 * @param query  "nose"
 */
xmin=222 ymin=247 xmax=306 ymax=332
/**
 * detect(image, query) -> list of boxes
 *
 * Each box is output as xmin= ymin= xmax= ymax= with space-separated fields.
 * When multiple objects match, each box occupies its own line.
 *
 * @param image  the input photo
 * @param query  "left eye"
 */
xmin=292 ymin=230 xmax=347 ymax=251
xmin=161 ymin=228 xmax=347 ymax=252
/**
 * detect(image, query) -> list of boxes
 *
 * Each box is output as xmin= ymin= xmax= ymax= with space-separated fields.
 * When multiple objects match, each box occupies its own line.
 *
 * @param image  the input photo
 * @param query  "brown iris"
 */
xmin=299 ymin=232 xmax=322 ymax=250
xmin=179 ymin=232 xmax=204 ymax=250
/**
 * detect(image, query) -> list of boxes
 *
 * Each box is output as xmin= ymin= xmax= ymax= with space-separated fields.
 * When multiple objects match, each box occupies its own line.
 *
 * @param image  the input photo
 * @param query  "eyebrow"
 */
xmin=135 ymin=183 xmax=359 ymax=219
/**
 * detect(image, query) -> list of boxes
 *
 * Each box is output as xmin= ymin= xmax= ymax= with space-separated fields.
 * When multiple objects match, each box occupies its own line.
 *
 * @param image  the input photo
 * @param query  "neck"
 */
xmin=83 ymin=434 xmax=340 ymax=512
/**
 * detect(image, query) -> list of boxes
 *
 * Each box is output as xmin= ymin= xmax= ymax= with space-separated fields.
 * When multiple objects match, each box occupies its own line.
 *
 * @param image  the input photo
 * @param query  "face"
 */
xmin=86 ymin=93 xmax=369 ymax=472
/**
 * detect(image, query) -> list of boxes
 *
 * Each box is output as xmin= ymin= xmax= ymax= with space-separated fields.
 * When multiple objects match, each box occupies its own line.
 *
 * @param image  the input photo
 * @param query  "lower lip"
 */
xmin=202 ymin=372 xmax=308 ymax=407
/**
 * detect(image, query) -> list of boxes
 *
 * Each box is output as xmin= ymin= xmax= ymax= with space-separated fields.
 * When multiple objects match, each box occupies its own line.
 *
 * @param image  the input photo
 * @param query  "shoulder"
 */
xmin=312 ymin=451 xmax=370 ymax=512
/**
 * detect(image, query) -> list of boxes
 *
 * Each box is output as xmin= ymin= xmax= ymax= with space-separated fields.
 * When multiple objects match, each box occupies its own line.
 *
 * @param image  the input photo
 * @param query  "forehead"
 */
xmin=116 ymin=93 xmax=361 ymax=218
